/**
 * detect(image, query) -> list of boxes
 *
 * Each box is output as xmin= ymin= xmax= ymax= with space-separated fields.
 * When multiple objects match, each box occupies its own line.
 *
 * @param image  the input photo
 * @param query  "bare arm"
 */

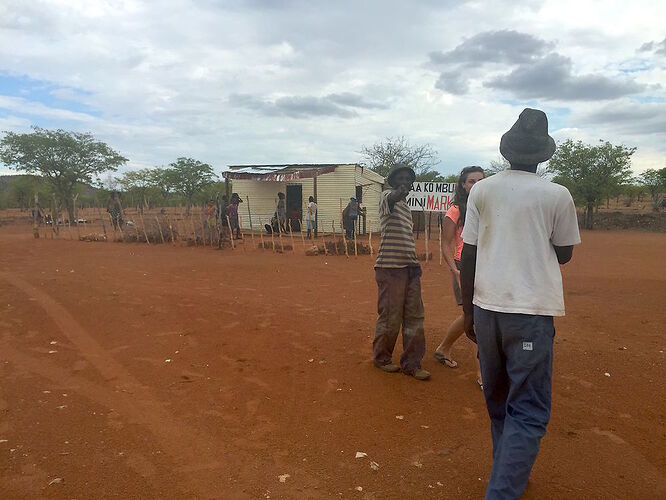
xmin=460 ymin=243 xmax=477 ymax=340
xmin=442 ymin=217 xmax=460 ymax=283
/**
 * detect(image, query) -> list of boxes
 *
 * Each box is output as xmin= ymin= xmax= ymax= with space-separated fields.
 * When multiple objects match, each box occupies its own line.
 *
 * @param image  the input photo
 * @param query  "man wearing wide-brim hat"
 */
xmin=372 ymin=162 xmax=430 ymax=381
xmin=460 ymin=108 xmax=581 ymax=498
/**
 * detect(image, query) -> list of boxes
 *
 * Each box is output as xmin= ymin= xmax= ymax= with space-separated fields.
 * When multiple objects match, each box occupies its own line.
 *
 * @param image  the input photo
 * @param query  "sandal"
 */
xmin=433 ymin=352 xmax=458 ymax=368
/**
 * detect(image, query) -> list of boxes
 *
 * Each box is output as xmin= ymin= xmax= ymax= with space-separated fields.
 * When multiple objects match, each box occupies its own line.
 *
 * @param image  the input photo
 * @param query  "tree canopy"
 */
xmin=359 ymin=136 xmax=445 ymax=182
xmin=548 ymin=139 xmax=635 ymax=229
xmin=168 ymin=157 xmax=217 ymax=213
xmin=639 ymin=167 xmax=666 ymax=210
xmin=0 ymin=127 xmax=127 ymax=220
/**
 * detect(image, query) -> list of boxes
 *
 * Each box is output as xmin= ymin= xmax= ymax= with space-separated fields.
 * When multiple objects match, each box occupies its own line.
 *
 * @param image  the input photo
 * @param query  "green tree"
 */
xmin=118 ymin=168 xmax=154 ymax=211
xmin=548 ymin=139 xmax=635 ymax=229
xmin=0 ymin=127 xmax=127 ymax=221
xmin=149 ymin=167 xmax=178 ymax=204
xmin=359 ymin=136 xmax=444 ymax=181
xmin=639 ymin=167 xmax=666 ymax=211
xmin=169 ymin=157 xmax=216 ymax=214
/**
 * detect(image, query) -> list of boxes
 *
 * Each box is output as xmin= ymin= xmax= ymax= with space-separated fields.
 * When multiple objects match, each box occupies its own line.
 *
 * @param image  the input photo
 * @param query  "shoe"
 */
xmin=376 ymin=362 xmax=400 ymax=373
xmin=405 ymin=368 xmax=431 ymax=381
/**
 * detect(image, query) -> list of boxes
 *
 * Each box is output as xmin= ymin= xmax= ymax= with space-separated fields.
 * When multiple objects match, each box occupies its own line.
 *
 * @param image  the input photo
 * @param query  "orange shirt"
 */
xmin=445 ymin=204 xmax=463 ymax=261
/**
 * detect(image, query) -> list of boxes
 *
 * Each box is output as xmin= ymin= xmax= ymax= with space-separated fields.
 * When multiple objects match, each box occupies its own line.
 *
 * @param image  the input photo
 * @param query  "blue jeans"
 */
xmin=474 ymin=306 xmax=555 ymax=500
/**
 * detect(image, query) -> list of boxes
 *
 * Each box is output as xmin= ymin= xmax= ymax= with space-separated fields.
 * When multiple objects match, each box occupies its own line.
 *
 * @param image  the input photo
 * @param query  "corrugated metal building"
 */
xmin=223 ymin=164 xmax=385 ymax=234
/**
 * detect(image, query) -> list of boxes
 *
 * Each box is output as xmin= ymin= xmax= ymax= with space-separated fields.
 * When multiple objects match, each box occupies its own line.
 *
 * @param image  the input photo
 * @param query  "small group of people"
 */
xmin=372 ymin=108 xmax=581 ymax=499
xmin=205 ymin=192 xmax=242 ymax=247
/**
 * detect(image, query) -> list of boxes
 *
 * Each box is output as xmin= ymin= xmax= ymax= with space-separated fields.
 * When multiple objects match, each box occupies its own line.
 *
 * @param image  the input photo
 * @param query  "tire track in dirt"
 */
xmin=0 ymin=272 xmax=242 ymax=498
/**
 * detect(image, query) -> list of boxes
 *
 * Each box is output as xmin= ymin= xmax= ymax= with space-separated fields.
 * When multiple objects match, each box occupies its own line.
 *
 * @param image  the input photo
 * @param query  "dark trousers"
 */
xmin=373 ymin=266 xmax=425 ymax=372
xmin=474 ymin=306 xmax=555 ymax=500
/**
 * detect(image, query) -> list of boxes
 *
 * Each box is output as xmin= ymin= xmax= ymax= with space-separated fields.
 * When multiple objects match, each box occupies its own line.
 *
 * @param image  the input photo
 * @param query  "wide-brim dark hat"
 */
xmin=387 ymin=162 xmax=416 ymax=187
xmin=500 ymin=108 xmax=556 ymax=165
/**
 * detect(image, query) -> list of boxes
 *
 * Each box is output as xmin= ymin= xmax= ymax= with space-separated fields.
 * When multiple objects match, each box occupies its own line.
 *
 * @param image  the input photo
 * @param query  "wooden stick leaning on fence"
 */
xmin=299 ymin=219 xmax=306 ymax=251
xmin=368 ymin=223 xmax=373 ymax=256
xmin=269 ymin=218 xmax=275 ymax=251
xmin=312 ymin=222 xmax=328 ymax=255
xmin=339 ymin=199 xmax=349 ymax=257
xmin=438 ymin=216 xmax=443 ymax=266
xmin=155 ymin=216 xmax=166 ymax=244
xmin=239 ymin=214 xmax=246 ymax=252
xmin=226 ymin=215 xmax=235 ymax=249
xmin=330 ymin=220 xmax=338 ymax=255
xmin=165 ymin=213 xmax=175 ymax=245
xmin=424 ymin=214 xmax=429 ymax=264
xmin=288 ymin=220 xmax=295 ymax=252
xmin=139 ymin=210 xmax=150 ymax=244
xmin=189 ymin=210 xmax=198 ymax=246
xmin=74 ymin=195 xmax=81 ymax=240
xmin=277 ymin=218 xmax=284 ymax=253
xmin=200 ymin=211 xmax=207 ymax=247
xmin=246 ymin=196 xmax=255 ymax=247
xmin=258 ymin=215 xmax=265 ymax=249
xmin=97 ymin=206 xmax=108 ymax=241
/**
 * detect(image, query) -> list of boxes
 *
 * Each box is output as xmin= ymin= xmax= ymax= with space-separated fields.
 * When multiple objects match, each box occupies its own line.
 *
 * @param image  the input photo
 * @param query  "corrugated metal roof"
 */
xmin=224 ymin=163 xmax=362 ymax=182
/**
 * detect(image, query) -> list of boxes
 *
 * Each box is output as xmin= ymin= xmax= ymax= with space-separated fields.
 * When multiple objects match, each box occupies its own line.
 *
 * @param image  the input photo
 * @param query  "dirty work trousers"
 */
xmin=373 ymin=266 xmax=426 ymax=373
xmin=474 ymin=306 xmax=555 ymax=500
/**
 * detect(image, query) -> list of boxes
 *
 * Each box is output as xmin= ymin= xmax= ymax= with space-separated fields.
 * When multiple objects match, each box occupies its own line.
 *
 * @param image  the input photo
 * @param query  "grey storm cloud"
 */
xmin=429 ymin=30 xmax=554 ymax=66
xmin=431 ymin=30 xmax=646 ymax=101
xmin=639 ymin=37 xmax=666 ymax=56
xmin=485 ymin=53 xmax=645 ymax=100
xmin=228 ymin=92 xmax=389 ymax=118
xmin=579 ymin=102 xmax=666 ymax=135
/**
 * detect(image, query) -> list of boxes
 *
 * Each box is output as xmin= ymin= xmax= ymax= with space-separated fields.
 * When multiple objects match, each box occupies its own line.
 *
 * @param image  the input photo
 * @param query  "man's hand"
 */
xmin=387 ymin=184 xmax=411 ymax=211
xmin=463 ymin=311 xmax=476 ymax=342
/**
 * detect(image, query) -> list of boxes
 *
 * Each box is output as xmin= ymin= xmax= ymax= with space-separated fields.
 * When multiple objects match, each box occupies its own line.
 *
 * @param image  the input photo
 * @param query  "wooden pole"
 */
xmin=438 ymin=216 xmax=443 ymax=266
xmin=81 ymin=203 xmax=87 ymax=234
xmin=424 ymin=211 xmax=429 ymax=264
xmin=155 ymin=216 xmax=166 ymax=244
xmin=166 ymin=213 xmax=176 ymax=245
xmin=321 ymin=224 xmax=328 ymax=256
xmin=258 ymin=215 xmax=266 ymax=250
xmin=246 ymin=196 xmax=255 ymax=247
xmin=277 ymin=210 xmax=284 ymax=253
xmin=288 ymin=220 xmax=295 ymax=252
xmin=97 ymin=206 xmax=108 ymax=241
xmin=313 ymin=175 xmax=318 ymax=238
xmin=239 ymin=214 xmax=246 ymax=252
xmin=189 ymin=210 xmax=198 ymax=246
xmin=368 ymin=223 xmax=373 ymax=256
xmin=339 ymin=199 xmax=348 ymax=258
xmin=299 ymin=218 xmax=306 ymax=251
xmin=269 ymin=217 xmax=275 ymax=251
xmin=200 ymin=211 xmax=206 ymax=247
xmin=73 ymin=195 xmax=81 ymax=240
xmin=331 ymin=220 xmax=338 ymax=255
xmin=226 ymin=215 xmax=235 ymax=249
xmin=139 ymin=210 xmax=150 ymax=245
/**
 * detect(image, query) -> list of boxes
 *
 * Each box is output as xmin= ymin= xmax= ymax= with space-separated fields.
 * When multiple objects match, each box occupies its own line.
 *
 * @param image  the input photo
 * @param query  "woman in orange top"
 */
xmin=434 ymin=166 xmax=485 ymax=388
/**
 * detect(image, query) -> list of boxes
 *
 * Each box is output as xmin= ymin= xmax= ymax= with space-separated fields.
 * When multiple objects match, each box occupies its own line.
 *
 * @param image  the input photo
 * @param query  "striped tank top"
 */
xmin=375 ymin=190 xmax=419 ymax=268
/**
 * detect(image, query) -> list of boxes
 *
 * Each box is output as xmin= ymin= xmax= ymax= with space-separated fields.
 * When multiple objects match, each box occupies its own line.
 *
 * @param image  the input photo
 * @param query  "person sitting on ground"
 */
xmin=461 ymin=108 xmax=580 ymax=498
xmin=373 ymin=162 xmax=430 ymax=381
xmin=306 ymin=196 xmax=317 ymax=238
xmin=433 ymin=166 xmax=485 ymax=390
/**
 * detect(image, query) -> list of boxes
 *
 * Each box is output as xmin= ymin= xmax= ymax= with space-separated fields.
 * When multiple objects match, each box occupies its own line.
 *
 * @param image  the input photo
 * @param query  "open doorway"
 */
xmin=286 ymin=184 xmax=302 ymax=232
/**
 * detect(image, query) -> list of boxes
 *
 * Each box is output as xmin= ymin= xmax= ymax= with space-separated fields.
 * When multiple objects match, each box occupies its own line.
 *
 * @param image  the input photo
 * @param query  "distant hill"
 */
xmin=0 ymin=174 xmax=99 ymax=209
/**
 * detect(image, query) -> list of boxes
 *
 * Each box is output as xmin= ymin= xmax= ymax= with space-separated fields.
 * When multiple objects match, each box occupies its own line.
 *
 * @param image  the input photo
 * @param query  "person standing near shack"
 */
xmin=106 ymin=191 xmax=124 ymax=230
xmin=276 ymin=192 xmax=287 ymax=232
xmin=217 ymin=194 xmax=229 ymax=248
xmin=226 ymin=193 xmax=242 ymax=240
xmin=343 ymin=197 xmax=359 ymax=239
xmin=306 ymin=196 xmax=317 ymax=239
xmin=373 ymin=162 xmax=430 ymax=381
xmin=460 ymin=108 xmax=580 ymax=498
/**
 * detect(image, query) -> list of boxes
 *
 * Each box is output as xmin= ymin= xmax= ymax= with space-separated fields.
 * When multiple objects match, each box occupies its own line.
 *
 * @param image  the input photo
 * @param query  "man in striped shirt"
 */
xmin=373 ymin=163 xmax=430 ymax=381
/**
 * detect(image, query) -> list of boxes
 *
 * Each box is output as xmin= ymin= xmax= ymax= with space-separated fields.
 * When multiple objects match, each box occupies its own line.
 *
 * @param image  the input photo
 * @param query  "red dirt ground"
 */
xmin=0 ymin=223 xmax=664 ymax=499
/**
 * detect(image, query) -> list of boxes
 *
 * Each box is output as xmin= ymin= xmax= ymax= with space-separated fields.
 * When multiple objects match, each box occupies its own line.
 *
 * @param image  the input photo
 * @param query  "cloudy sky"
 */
xmin=1 ymin=0 xmax=664 ymax=178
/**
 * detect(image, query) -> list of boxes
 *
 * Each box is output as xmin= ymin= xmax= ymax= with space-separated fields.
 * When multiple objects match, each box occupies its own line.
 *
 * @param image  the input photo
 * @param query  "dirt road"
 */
xmin=1 ymin=225 xmax=664 ymax=498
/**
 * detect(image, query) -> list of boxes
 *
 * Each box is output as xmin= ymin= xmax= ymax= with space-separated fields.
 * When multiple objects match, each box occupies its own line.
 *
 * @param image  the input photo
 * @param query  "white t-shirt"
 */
xmin=461 ymin=170 xmax=581 ymax=317
xmin=307 ymin=201 xmax=317 ymax=220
